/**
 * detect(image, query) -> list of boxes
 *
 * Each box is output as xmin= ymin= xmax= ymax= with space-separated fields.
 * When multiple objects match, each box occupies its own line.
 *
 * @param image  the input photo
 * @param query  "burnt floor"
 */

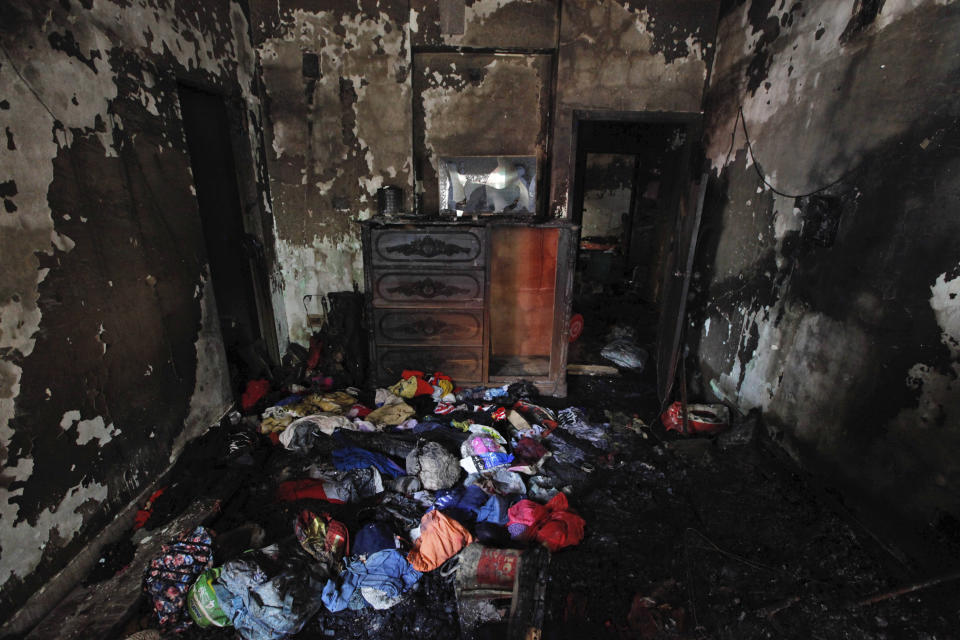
xmin=110 ymin=373 xmax=960 ymax=640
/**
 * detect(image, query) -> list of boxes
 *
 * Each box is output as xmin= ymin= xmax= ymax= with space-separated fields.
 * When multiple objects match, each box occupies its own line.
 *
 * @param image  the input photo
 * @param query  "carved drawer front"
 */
xmin=371 ymin=228 xmax=484 ymax=266
xmin=371 ymin=270 xmax=484 ymax=307
xmin=376 ymin=347 xmax=482 ymax=383
xmin=374 ymin=309 xmax=483 ymax=345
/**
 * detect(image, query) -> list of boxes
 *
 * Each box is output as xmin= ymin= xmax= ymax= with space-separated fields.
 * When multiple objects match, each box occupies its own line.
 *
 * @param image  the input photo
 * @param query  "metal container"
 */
xmin=456 ymin=543 xmax=523 ymax=599
xmin=377 ymin=186 xmax=402 ymax=216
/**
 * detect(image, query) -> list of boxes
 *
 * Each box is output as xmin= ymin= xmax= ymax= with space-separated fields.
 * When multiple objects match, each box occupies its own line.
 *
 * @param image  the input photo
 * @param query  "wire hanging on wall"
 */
xmin=728 ymin=105 xmax=859 ymax=199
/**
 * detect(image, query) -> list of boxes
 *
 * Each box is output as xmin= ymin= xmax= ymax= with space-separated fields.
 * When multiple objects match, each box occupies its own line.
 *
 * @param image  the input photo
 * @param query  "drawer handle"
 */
xmin=387 ymin=278 xmax=470 ymax=299
xmin=385 ymin=236 xmax=471 ymax=259
xmin=399 ymin=318 xmax=449 ymax=337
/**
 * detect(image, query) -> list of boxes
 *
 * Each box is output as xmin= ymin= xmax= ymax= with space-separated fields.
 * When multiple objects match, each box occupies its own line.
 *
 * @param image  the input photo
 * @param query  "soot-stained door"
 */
xmin=178 ymin=84 xmax=271 ymax=385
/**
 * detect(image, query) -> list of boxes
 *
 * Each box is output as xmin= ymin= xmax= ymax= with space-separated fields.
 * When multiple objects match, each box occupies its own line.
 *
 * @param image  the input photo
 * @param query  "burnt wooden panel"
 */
xmin=371 ymin=227 xmax=485 ymax=267
xmin=371 ymin=270 xmax=484 ymax=307
xmin=374 ymin=309 xmax=483 ymax=345
xmin=376 ymin=347 xmax=483 ymax=383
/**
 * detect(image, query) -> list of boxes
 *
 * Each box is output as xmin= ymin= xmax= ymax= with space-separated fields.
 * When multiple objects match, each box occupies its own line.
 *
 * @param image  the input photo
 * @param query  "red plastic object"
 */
xmin=661 ymin=402 xmax=730 ymax=435
xmin=569 ymin=313 xmax=584 ymax=342
xmin=241 ymin=379 xmax=270 ymax=411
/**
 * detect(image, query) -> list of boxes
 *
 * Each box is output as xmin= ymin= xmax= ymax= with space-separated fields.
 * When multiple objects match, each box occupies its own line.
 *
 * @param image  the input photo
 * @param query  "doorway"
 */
xmin=567 ymin=114 xmax=700 ymax=391
xmin=178 ymin=83 xmax=275 ymax=393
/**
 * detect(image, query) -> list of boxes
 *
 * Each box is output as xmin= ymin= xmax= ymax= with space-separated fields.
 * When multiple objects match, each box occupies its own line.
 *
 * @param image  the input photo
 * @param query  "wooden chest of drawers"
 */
xmin=362 ymin=220 xmax=576 ymax=396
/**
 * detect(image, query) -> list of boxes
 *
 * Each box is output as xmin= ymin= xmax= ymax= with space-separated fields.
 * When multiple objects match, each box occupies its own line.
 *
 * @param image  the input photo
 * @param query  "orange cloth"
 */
xmin=407 ymin=510 xmax=475 ymax=572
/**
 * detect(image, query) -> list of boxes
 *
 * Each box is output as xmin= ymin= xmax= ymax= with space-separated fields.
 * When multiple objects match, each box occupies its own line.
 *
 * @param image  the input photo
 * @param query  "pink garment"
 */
xmin=506 ymin=493 xmax=585 ymax=552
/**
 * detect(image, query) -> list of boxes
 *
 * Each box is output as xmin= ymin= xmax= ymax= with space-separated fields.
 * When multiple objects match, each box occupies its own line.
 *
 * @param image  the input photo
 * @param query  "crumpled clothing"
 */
xmin=279 ymin=414 xmax=357 ymax=451
xmin=407 ymin=510 xmax=475 ymax=572
xmin=390 ymin=475 xmax=422 ymax=495
xmin=557 ymin=406 xmax=610 ymax=449
xmin=476 ymin=494 xmax=520 ymax=525
xmin=406 ymin=441 xmax=460 ymax=491
xmin=506 ymin=493 xmax=585 ymax=552
xmin=241 ymin=379 xmax=270 ymax=411
xmin=509 ymin=437 xmax=550 ymax=474
xmin=528 ymin=475 xmax=561 ymax=502
xmin=367 ymin=402 xmax=415 ymax=426
xmin=431 ymin=484 xmax=489 ymax=524
xmin=512 ymin=400 xmax=558 ymax=432
xmin=143 ymin=526 xmax=215 ymax=632
xmin=457 ymin=384 xmax=509 ymax=402
xmin=465 ymin=468 xmax=526 ymax=495
xmin=332 ymin=447 xmax=406 ymax=478
xmin=295 ymin=510 xmax=349 ymax=573
xmin=298 ymin=466 xmax=384 ymax=504
xmin=375 ymin=388 xmax=404 ymax=407
xmin=347 ymin=403 xmax=372 ymax=418
xmin=217 ymin=548 xmax=326 ymax=640
xmin=259 ymin=414 xmax=294 ymax=434
xmin=388 ymin=376 xmax=420 ymax=399
xmin=353 ymin=521 xmax=396 ymax=558
xmin=294 ymin=467 xmax=384 ymax=502
xmin=322 ymin=549 xmax=421 ymax=612
xmin=318 ymin=391 xmax=359 ymax=411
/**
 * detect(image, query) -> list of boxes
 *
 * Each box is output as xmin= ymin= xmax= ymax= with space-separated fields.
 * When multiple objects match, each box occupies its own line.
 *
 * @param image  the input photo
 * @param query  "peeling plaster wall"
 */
xmin=549 ymin=0 xmax=719 ymax=218
xmin=252 ymin=0 xmax=412 ymax=346
xmin=413 ymin=52 xmax=553 ymax=215
xmin=689 ymin=0 xmax=960 ymax=529
xmin=410 ymin=0 xmax=558 ymax=49
xmin=0 ymin=0 xmax=263 ymax=620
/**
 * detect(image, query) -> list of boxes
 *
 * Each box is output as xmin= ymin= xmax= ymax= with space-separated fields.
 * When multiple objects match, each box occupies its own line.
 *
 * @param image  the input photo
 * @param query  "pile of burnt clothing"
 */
xmin=139 ymin=371 xmax=609 ymax=637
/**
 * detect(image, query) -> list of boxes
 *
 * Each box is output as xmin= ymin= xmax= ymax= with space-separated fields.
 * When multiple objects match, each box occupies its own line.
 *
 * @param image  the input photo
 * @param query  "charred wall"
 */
xmin=548 ymin=0 xmax=719 ymax=218
xmin=689 ymin=0 xmax=960 ymax=535
xmin=0 ymin=0 xmax=266 ymax=622
xmin=251 ymin=0 xmax=413 ymax=346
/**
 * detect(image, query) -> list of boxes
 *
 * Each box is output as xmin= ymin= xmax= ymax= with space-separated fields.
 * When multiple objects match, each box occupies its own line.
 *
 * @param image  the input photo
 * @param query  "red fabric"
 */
xmin=351 ymin=403 xmax=372 ymax=418
xmin=400 ymin=370 xmax=439 ymax=396
xmin=133 ymin=487 xmax=167 ymax=530
xmin=507 ymin=493 xmax=585 ymax=551
xmin=507 ymin=499 xmax=546 ymax=529
xmin=276 ymin=479 xmax=345 ymax=504
xmin=307 ymin=337 xmax=323 ymax=370
xmin=241 ymin=379 xmax=270 ymax=411
xmin=268 ymin=431 xmax=281 ymax=446
xmin=513 ymin=437 xmax=548 ymax=465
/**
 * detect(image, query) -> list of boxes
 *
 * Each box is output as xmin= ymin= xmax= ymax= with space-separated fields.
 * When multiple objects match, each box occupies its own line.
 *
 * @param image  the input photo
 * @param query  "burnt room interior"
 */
xmin=1 ymin=1 xmax=959 ymax=639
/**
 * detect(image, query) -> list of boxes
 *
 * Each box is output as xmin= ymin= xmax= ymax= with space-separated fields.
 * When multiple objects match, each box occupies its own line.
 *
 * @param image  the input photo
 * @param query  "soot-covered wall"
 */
xmin=690 ymin=0 xmax=960 ymax=530
xmin=252 ymin=0 xmax=413 ymax=346
xmin=0 ymin=0 xmax=266 ymax=621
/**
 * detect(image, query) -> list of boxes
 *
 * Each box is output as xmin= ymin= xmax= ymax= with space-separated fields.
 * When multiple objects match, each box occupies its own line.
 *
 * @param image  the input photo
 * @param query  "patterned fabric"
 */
xmin=143 ymin=526 xmax=214 ymax=632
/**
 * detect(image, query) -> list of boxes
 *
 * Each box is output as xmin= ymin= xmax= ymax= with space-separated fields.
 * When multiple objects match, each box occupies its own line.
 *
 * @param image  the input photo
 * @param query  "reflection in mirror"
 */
xmin=438 ymin=156 xmax=536 ymax=215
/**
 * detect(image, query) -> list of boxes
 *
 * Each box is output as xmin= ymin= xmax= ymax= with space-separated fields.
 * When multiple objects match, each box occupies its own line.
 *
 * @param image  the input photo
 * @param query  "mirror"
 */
xmin=438 ymin=156 xmax=537 ymax=215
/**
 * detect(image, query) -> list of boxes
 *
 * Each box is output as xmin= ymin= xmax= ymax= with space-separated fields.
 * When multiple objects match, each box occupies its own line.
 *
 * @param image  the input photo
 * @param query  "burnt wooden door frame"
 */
xmin=177 ymin=80 xmax=281 ymax=367
xmin=567 ymin=110 xmax=704 ymax=401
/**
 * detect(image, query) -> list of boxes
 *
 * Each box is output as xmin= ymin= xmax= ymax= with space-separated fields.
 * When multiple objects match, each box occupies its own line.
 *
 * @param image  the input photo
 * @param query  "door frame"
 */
xmin=567 ymin=110 xmax=704 ymax=399
xmin=176 ymin=79 xmax=282 ymax=367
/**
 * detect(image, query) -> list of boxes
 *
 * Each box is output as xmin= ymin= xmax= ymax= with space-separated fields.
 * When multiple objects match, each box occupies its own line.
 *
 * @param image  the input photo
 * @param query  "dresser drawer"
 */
xmin=371 ymin=270 xmax=484 ymax=307
xmin=371 ymin=228 xmax=484 ymax=267
xmin=374 ymin=309 xmax=483 ymax=345
xmin=376 ymin=347 xmax=483 ymax=383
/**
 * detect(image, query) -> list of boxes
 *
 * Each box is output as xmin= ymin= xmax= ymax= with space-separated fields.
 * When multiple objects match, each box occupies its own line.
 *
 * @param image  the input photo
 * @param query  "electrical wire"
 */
xmin=733 ymin=105 xmax=857 ymax=199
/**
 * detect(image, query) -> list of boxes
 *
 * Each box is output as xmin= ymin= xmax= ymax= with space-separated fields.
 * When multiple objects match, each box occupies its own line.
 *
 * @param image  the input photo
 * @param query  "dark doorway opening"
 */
xmin=567 ymin=114 xmax=701 ymax=398
xmin=178 ymin=83 xmax=274 ymax=394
